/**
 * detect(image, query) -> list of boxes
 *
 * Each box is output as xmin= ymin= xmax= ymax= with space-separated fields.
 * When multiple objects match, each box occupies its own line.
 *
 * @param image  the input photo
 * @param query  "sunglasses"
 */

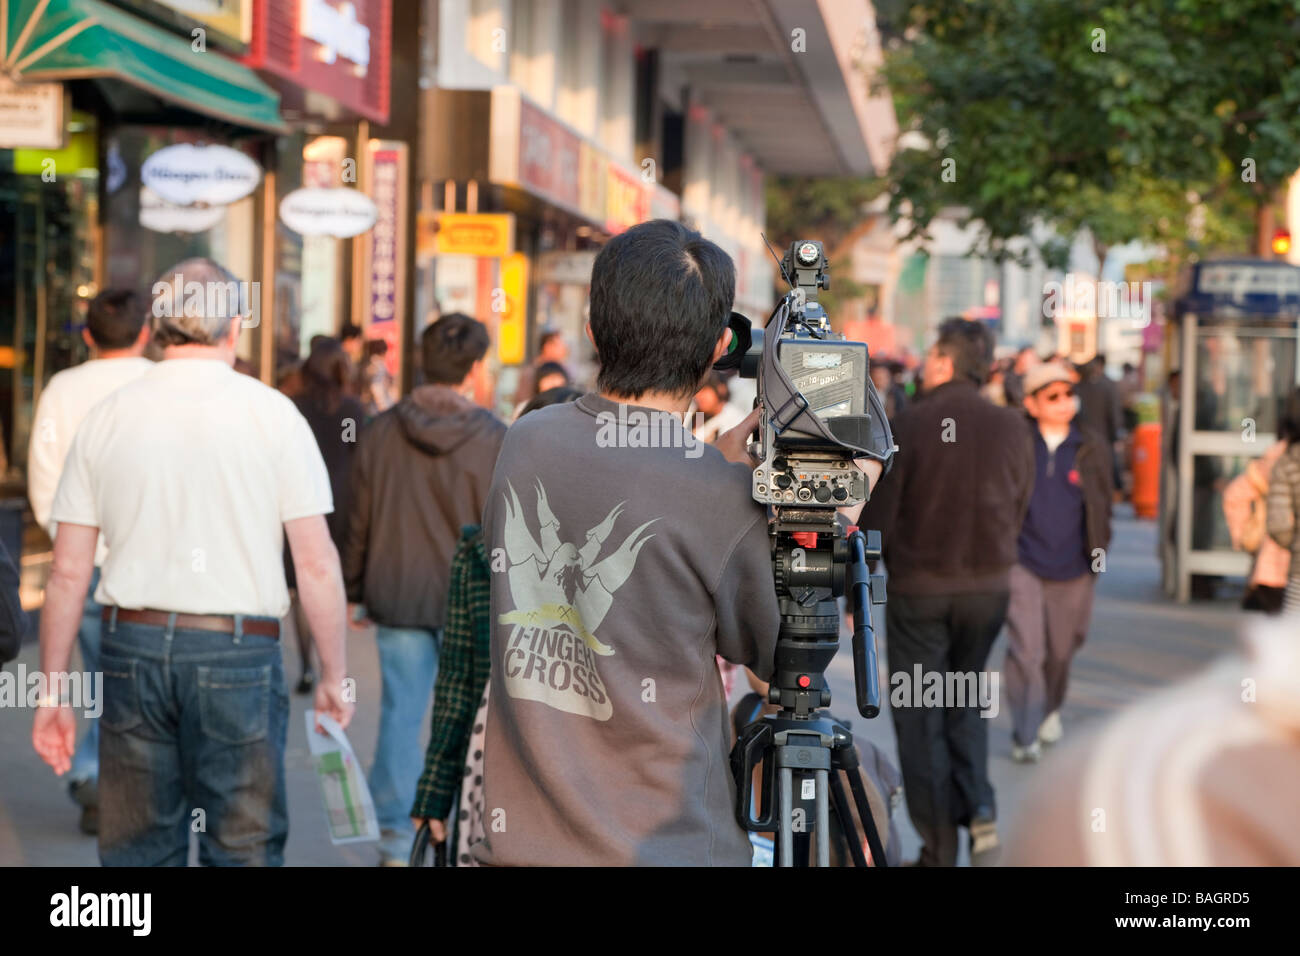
xmin=1038 ymin=387 xmax=1075 ymax=403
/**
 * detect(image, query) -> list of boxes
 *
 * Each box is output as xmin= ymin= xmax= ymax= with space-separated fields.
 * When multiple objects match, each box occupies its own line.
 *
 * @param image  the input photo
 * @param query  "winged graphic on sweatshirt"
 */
xmin=498 ymin=479 xmax=657 ymax=656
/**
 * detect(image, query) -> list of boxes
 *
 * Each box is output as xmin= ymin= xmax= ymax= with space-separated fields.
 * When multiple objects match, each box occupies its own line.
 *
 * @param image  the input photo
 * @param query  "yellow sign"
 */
xmin=436 ymin=213 xmax=514 ymax=258
xmin=498 ymin=253 xmax=529 ymax=365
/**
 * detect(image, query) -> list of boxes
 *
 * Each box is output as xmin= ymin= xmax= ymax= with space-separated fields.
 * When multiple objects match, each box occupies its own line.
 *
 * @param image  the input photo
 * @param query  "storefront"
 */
xmin=239 ymin=0 xmax=394 ymax=386
xmin=0 ymin=0 xmax=286 ymax=480
xmin=421 ymin=85 xmax=689 ymax=417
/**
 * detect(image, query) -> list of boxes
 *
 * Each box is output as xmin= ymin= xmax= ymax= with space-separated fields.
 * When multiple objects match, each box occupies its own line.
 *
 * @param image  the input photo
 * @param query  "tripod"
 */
xmin=732 ymin=518 xmax=890 ymax=867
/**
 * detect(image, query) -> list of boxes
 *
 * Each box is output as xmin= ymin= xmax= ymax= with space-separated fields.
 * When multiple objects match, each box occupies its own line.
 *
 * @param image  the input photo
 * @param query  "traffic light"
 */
xmin=1272 ymin=228 xmax=1291 ymax=256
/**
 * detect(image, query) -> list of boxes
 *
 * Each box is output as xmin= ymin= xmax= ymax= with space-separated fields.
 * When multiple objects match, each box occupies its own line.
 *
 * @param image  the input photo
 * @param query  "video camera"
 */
xmin=714 ymin=239 xmax=895 ymax=509
xmin=717 ymin=239 xmax=897 ymax=867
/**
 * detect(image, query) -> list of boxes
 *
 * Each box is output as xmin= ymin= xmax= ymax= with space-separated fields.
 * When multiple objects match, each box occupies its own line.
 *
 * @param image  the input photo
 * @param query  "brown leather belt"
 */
xmin=103 ymin=607 xmax=280 ymax=639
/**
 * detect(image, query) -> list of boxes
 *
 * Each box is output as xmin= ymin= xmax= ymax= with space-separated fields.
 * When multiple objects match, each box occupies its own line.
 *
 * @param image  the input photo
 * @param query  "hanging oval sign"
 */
xmin=141 ymin=143 xmax=262 ymax=207
xmin=279 ymin=187 xmax=379 ymax=238
xmin=139 ymin=187 xmax=226 ymax=234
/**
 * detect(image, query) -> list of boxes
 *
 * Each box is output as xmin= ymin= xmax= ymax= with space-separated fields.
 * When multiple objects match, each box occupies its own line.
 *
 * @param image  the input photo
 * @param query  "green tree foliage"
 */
xmin=881 ymin=0 xmax=1296 ymax=264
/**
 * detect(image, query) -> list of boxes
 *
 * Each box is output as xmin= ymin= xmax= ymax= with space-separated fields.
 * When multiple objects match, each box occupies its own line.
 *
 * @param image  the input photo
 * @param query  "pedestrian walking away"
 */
xmin=863 ymin=317 xmax=1035 ymax=867
xmin=25 ymin=289 xmax=152 ymax=835
xmin=30 ymin=258 xmax=354 ymax=867
xmin=343 ymin=312 xmax=506 ymax=865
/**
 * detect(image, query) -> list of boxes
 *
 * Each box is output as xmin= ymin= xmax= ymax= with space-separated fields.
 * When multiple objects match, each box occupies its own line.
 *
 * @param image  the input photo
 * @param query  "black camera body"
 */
xmin=715 ymin=239 xmax=893 ymax=508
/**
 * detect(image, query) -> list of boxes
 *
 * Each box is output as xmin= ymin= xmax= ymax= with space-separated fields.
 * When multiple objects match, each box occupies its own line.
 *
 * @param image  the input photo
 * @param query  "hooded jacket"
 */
xmin=343 ymin=385 xmax=506 ymax=631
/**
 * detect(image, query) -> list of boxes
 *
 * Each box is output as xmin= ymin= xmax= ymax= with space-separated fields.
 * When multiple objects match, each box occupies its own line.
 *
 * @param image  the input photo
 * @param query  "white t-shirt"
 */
xmin=51 ymin=358 xmax=333 ymax=617
xmin=27 ymin=357 xmax=153 ymax=566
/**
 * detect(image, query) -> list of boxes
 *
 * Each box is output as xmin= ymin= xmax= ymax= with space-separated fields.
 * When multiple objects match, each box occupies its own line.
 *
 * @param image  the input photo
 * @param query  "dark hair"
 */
xmin=934 ymin=317 xmax=993 ymax=385
xmin=534 ymin=361 xmax=570 ymax=386
xmin=302 ymin=337 xmax=352 ymax=410
xmin=520 ymin=385 xmax=583 ymax=417
xmin=1280 ymin=385 xmax=1300 ymax=445
xmin=340 ymin=322 xmax=363 ymax=342
xmin=422 ymin=312 xmax=490 ymax=385
xmin=588 ymin=218 xmax=734 ymax=399
xmin=365 ymin=338 xmax=388 ymax=359
xmin=86 ymin=289 xmax=144 ymax=350
xmin=539 ymin=328 xmax=562 ymax=350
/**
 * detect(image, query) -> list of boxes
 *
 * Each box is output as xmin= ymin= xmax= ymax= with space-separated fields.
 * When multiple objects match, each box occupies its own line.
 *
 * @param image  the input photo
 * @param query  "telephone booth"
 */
xmin=1162 ymin=259 xmax=1300 ymax=601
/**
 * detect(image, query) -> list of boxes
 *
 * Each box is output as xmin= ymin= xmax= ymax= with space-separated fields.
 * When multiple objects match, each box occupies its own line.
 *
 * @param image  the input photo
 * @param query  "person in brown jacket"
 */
xmin=863 ymin=317 xmax=1035 ymax=867
xmin=343 ymin=312 xmax=506 ymax=864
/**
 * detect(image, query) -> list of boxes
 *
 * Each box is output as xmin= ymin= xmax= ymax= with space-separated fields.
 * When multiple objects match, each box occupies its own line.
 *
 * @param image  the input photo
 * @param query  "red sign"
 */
xmin=519 ymin=99 xmax=580 ymax=210
xmin=243 ymin=0 xmax=391 ymax=124
xmin=605 ymin=164 xmax=648 ymax=235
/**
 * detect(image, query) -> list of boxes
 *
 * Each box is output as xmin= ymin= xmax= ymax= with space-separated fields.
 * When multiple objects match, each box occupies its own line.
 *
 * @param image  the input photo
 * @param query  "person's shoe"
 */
xmin=68 ymin=779 xmax=99 ymax=836
xmin=378 ymin=829 xmax=412 ymax=866
xmin=1011 ymin=740 xmax=1042 ymax=764
xmin=295 ymin=670 xmax=316 ymax=696
xmin=1038 ymin=711 xmax=1063 ymax=745
xmin=968 ymin=814 xmax=1000 ymax=867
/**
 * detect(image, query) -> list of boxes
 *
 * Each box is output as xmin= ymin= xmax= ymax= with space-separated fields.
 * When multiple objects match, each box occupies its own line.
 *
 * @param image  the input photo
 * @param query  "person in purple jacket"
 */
xmin=1004 ymin=361 xmax=1112 ymax=764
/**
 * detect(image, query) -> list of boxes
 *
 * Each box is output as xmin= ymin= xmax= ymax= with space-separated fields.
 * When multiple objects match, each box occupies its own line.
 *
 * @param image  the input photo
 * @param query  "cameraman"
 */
xmin=471 ymin=220 xmax=878 ymax=866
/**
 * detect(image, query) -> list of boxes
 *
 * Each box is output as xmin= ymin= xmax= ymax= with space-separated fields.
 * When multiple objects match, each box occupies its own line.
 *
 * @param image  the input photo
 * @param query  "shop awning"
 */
xmin=1 ymin=0 xmax=287 ymax=133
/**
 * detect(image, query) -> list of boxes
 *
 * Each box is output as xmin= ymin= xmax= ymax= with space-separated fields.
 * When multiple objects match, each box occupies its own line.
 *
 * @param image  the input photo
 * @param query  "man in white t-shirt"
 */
xmin=27 ymin=289 xmax=152 ymax=835
xmin=31 ymin=259 xmax=354 ymax=866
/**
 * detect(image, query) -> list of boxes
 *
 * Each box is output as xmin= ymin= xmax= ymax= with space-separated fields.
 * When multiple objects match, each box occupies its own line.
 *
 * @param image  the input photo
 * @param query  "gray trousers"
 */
xmin=1004 ymin=565 xmax=1096 ymax=747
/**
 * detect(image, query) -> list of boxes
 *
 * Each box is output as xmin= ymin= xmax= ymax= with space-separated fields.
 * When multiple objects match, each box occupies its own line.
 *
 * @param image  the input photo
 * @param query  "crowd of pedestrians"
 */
xmin=18 ymin=233 xmax=1300 ymax=869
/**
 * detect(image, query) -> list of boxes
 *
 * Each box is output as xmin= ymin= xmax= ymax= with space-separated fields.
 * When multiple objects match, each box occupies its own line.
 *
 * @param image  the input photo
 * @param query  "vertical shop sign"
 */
xmin=499 ymin=253 xmax=528 ymax=365
xmin=366 ymin=141 xmax=407 ymax=376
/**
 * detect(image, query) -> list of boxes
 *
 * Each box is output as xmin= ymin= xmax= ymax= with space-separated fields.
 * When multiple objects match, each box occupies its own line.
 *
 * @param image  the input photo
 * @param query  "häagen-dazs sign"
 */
xmin=139 ymin=187 xmax=226 ymax=234
xmin=141 ymin=144 xmax=261 ymax=206
xmin=279 ymin=187 xmax=378 ymax=237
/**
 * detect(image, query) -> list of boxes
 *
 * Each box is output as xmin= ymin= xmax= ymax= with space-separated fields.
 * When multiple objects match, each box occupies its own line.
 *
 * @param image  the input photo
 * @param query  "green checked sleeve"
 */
xmin=411 ymin=527 xmax=493 ymax=821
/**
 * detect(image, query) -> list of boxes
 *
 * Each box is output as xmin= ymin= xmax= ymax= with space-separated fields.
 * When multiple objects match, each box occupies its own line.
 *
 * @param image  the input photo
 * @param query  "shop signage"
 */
xmin=139 ymin=187 xmax=226 ymax=234
xmin=519 ymin=98 xmax=580 ymax=209
xmin=141 ymin=144 xmax=261 ymax=206
xmin=279 ymin=186 xmax=378 ymax=237
xmin=301 ymin=0 xmax=371 ymax=69
xmin=578 ymin=143 xmax=607 ymax=225
xmin=1197 ymin=262 xmax=1300 ymax=298
xmin=605 ymin=164 xmax=648 ymax=235
xmin=366 ymin=145 xmax=405 ymax=350
xmin=498 ymin=253 xmax=529 ymax=365
xmin=117 ymin=1 xmax=252 ymax=49
xmin=435 ymin=213 xmax=514 ymax=258
xmin=0 ymin=78 xmax=64 ymax=149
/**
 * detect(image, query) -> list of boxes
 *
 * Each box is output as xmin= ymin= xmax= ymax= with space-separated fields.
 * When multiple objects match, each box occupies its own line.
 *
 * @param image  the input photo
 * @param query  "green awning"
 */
xmin=1 ymin=0 xmax=287 ymax=133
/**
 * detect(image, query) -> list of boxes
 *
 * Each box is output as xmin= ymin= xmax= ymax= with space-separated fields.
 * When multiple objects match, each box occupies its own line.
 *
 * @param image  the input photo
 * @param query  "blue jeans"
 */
xmin=97 ymin=611 xmax=289 ymax=866
xmin=69 ymin=567 xmax=101 ymax=786
xmin=368 ymin=625 xmax=439 ymax=857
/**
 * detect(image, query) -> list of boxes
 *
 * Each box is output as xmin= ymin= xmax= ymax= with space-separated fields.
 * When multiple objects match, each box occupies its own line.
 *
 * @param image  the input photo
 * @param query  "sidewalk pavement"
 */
xmin=0 ymin=505 xmax=1243 ymax=866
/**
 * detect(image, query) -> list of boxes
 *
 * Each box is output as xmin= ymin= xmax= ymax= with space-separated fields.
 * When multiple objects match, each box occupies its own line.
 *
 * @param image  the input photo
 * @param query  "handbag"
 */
xmin=408 ymin=820 xmax=448 ymax=867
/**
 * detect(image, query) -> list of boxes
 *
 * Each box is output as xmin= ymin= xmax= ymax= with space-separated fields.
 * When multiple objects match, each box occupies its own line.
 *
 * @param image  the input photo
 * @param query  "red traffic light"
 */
xmin=1272 ymin=229 xmax=1292 ymax=256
